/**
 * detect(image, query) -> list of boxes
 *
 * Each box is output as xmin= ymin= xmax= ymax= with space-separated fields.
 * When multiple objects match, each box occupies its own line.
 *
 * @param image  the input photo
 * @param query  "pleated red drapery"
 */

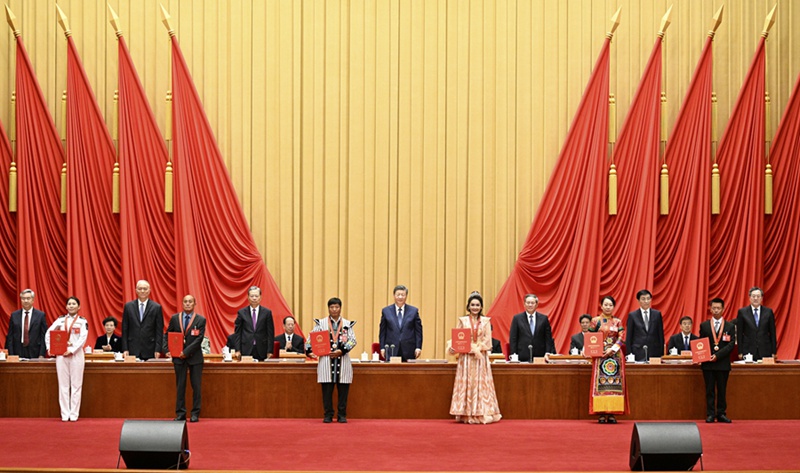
xmin=169 ymin=36 xmax=295 ymax=351
xmin=488 ymin=39 xmax=610 ymax=352
xmin=599 ymin=38 xmax=661 ymax=334
xmin=65 ymin=37 xmax=123 ymax=341
xmin=117 ymin=35 xmax=177 ymax=317
xmin=653 ymin=37 xmax=713 ymax=329
xmin=14 ymin=36 xmax=68 ymax=323
xmin=708 ymin=38 xmax=765 ymax=314
xmin=0 ymin=120 xmax=16 ymax=339
xmin=764 ymin=71 xmax=800 ymax=360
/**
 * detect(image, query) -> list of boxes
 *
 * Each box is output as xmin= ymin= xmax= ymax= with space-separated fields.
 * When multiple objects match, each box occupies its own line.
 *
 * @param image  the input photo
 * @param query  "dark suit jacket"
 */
xmin=508 ymin=311 xmax=555 ymax=361
xmin=736 ymin=306 xmax=777 ymax=360
xmin=378 ymin=304 xmax=423 ymax=361
xmin=5 ymin=308 xmax=47 ymax=358
xmin=667 ymin=332 xmax=699 ymax=352
xmin=121 ymin=299 xmax=164 ymax=360
xmin=625 ymin=308 xmax=665 ymax=360
xmin=491 ymin=338 xmax=503 ymax=354
xmin=234 ymin=305 xmax=274 ymax=360
xmin=94 ymin=333 xmax=123 ymax=352
xmin=276 ymin=333 xmax=305 ymax=353
xmin=570 ymin=332 xmax=585 ymax=352
xmin=699 ymin=319 xmax=735 ymax=371
xmin=165 ymin=313 xmax=206 ymax=365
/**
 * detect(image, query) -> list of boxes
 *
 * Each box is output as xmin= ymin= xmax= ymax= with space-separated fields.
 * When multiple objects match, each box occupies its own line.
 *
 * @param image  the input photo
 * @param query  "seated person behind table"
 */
xmin=667 ymin=316 xmax=699 ymax=354
xmin=94 ymin=316 xmax=122 ymax=352
xmin=570 ymin=314 xmax=592 ymax=353
xmin=276 ymin=316 xmax=305 ymax=353
xmin=226 ymin=334 xmax=237 ymax=352
xmin=201 ymin=336 xmax=211 ymax=355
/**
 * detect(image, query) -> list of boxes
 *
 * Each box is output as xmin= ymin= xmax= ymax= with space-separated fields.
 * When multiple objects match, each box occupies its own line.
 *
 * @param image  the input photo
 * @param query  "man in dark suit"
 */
xmin=667 ymin=316 xmax=699 ymax=353
xmin=508 ymin=294 xmax=555 ymax=362
xmin=699 ymin=298 xmax=735 ymax=423
xmin=626 ymin=289 xmax=665 ymax=361
xmin=379 ymin=285 xmax=423 ymax=361
xmin=569 ymin=314 xmax=592 ymax=353
xmin=121 ymin=280 xmax=163 ymax=360
xmin=166 ymin=295 xmax=206 ymax=423
xmin=234 ymin=286 xmax=274 ymax=361
xmin=276 ymin=316 xmax=305 ymax=353
xmin=5 ymin=289 xmax=47 ymax=358
xmin=736 ymin=287 xmax=777 ymax=361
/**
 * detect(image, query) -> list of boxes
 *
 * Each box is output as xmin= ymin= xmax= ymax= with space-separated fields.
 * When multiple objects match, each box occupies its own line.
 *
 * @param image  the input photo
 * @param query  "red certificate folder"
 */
xmin=168 ymin=332 xmax=184 ymax=358
xmin=50 ymin=330 xmax=68 ymax=355
xmin=310 ymin=332 xmax=331 ymax=357
xmin=451 ymin=328 xmax=471 ymax=354
xmin=584 ymin=332 xmax=604 ymax=358
xmin=691 ymin=337 xmax=711 ymax=363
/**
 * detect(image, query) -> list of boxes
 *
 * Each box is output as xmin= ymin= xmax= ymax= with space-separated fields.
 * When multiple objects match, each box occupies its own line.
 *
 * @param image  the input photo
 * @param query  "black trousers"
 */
xmin=702 ymin=369 xmax=729 ymax=416
xmin=174 ymin=361 xmax=203 ymax=418
xmin=321 ymin=382 xmax=350 ymax=419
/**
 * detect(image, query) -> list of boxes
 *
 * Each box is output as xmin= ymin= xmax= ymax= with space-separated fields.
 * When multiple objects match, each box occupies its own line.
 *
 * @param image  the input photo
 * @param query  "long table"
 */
xmin=1 ymin=360 xmax=798 ymax=419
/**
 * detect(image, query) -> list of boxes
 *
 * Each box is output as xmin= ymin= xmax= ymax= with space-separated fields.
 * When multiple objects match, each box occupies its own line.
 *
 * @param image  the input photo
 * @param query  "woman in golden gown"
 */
xmin=448 ymin=291 xmax=502 ymax=424
xmin=588 ymin=295 xmax=629 ymax=424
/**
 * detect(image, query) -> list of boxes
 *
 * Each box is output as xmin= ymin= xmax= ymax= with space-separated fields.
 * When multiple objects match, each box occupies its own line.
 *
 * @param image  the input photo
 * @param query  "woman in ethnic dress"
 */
xmin=588 ymin=295 xmax=628 ymax=424
xmin=448 ymin=291 xmax=502 ymax=424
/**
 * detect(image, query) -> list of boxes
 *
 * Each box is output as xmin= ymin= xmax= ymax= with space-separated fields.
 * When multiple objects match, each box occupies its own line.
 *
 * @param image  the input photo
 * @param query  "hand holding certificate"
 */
xmin=168 ymin=332 xmax=184 ymax=358
xmin=691 ymin=337 xmax=711 ymax=363
xmin=451 ymin=328 xmax=471 ymax=354
xmin=310 ymin=331 xmax=332 ymax=357
xmin=583 ymin=332 xmax=604 ymax=358
xmin=50 ymin=330 xmax=68 ymax=355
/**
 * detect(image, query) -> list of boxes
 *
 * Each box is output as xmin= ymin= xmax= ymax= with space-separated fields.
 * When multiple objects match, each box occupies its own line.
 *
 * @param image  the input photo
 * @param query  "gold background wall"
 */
xmin=2 ymin=0 xmax=797 ymax=358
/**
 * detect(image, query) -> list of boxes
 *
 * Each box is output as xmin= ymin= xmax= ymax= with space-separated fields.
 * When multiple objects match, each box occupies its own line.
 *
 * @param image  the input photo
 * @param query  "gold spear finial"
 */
xmin=5 ymin=4 xmax=21 ymax=37
xmin=708 ymin=5 xmax=724 ymax=38
xmin=56 ymin=4 xmax=71 ymax=37
xmin=658 ymin=5 xmax=673 ymax=38
xmin=606 ymin=6 xmax=622 ymax=40
xmin=762 ymin=4 xmax=777 ymax=38
xmin=108 ymin=3 xmax=123 ymax=38
xmin=160 ymin=4 xmax=175 ymax=37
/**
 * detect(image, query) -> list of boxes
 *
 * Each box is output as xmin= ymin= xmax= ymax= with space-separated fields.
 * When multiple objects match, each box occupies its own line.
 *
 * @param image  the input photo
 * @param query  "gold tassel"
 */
xmin=61 ymin=163 xmax=67 ymax=213
xmin=711 ymin=163 xmax=720 ymax=215
xmin=765 ymin=164 xmax=773 ymax=215
xmin=8 ymin=161 xmax=17 ymax=212
xmin=164 ymin=161 xmax=173 ymax=213
xmin=660 ymin=163 xmax=669 ymax=215
xmin=112 ymin=162 xmax=120 ymax=214
xmin=608 ymin=163 xmax=617 ymax=215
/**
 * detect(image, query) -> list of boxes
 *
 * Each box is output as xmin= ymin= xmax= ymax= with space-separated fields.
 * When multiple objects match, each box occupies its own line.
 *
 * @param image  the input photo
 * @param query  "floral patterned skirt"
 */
xmin=450 ymin=352 xmax=502 ymax=424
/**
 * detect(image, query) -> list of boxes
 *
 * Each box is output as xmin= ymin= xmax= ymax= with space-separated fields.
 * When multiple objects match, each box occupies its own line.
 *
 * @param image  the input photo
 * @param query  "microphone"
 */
xmin=390 ymin=344 xmax=396 ymax=359
xmin=528 ymin=345 xmax=533 ymax=363
xmin=384 ymin=344 xmax=389 ymax=362
xmin=643 ymin=345 xmax=649 ymax=363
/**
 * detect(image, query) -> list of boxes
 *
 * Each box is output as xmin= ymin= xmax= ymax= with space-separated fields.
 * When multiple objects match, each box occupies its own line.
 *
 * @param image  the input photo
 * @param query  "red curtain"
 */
xmin=600 ymin=38 xmax=661 ymax=332
xmin=764 ymin=71 xmax=800 ymax=359
xmin=170 ymin=36 xmax=295 ymax=351
xmin=117 ymin=35 xmax=177 ymax=318
xmin=14 ymin=36 xmax=68 ymax=323
xmin=65 ymin=37 xmax=124 ymax=342
xmin=708 ymin=38 xmax=765 ymax=314
xmin=0 ymin=120 xmax=15 ymax=342
xmin=653 ymin=37 xmax=713 ymax=330
xmin=488 ymin=39 xmax=610 ymax=352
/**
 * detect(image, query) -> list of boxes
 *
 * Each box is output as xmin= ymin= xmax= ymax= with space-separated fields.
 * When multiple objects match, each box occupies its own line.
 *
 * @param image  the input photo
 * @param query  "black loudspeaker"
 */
xmin=629 ymin=422 xmax=702 ymax=471
xmin=119 ymin=420 xmax=190 ymax=469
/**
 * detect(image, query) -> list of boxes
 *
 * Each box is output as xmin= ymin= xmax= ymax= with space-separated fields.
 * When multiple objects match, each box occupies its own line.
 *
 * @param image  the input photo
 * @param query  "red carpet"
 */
xmin=1 ymin=418 xmax=798 ymax=471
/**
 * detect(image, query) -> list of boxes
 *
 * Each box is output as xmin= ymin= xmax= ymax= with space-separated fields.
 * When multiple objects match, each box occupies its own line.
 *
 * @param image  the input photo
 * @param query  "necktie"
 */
xmin=643 ymin=310 xmax=650 ymax=330
xmin=139 ymin=303 xmax=145 ymax=322
xmin=714 ymin=320 xmax=720 ymax=333
xmin=252 ymin=308 xmax=258 ymax=329
xmin=23 ymin=311 xmax=30 ymax=347
xmin=183 ymin=314 xmax=191 ymax=332
xmin=397 ymin=307 xmax=403 ymax=326
xmin=684 ymin=336 xmax=689 ymax=351
xmin=754 ymin=308 xmax=760 ymax=327
xmin=529 ymin=314 xmax=536 ymax=335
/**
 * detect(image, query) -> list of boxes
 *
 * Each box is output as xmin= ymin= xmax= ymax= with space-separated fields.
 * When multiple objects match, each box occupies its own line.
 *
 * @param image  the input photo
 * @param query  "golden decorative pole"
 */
xmin=607 ymin=7 xmax=621 ymax=216
xmin=6 ymin=6 xmax=19 ymax=212
xmin=709 ymin=5 xmax=723 ymax=215
xmin=57 ymin=5 xmax=72 ymax=214
xmin=109 ymin=5 xmax=123 ymax=214
xmin=659 ymin=6 xmax=673 ymax=215
xmin=162 ymin=5 xmax=175 ymax=213
xmin=763 ymin=4 xmax=777 ymax=215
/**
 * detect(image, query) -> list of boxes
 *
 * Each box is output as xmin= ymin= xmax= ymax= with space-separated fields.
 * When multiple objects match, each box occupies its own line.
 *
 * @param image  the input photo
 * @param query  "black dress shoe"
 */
xmin=174 ymin=416 xmax=186 ymax=421
xmin=598 ymin=416 xmax=607 ymax=424
xmin=717 ymin=415 xmax=732 ymax=423
xmin=190 ymin=415 xmax=199 ymax=423
xmin=706 ymin=416 xmax=715 ymax=423
xmin=607 ymin=415 xmax=617 ymax=424
xmin=337 ymin=416 xmax=347 ymax=423
xmin=323 ymin=417 xmax=333 ymax=423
